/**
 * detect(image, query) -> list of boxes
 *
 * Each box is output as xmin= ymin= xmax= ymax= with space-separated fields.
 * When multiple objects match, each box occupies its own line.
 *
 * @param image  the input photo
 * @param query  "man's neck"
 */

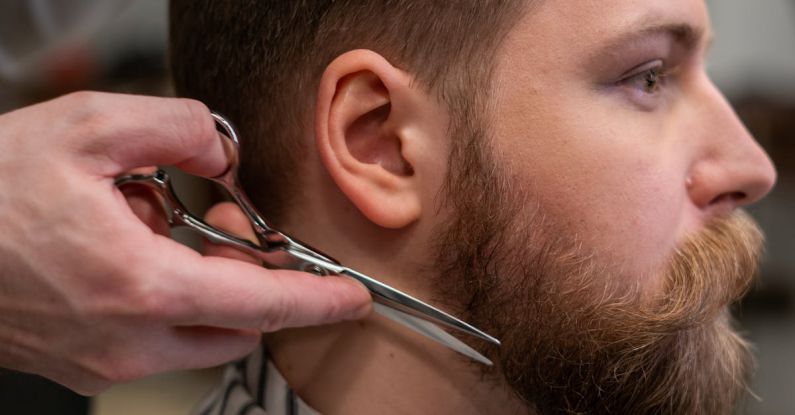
xmin=271 ymin=166 xmax=530 ymax=414
xmin=265 ymin=314 xmax=529 ymax=415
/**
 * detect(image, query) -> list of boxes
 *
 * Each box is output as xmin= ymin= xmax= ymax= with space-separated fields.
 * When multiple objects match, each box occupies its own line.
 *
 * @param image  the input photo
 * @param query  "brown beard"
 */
xmin=432 ymin=135 xmax=762 ymax=414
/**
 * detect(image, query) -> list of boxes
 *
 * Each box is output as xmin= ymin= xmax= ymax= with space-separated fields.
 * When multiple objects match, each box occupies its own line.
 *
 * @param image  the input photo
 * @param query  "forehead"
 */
xmin=508 ymin=0 xmax=710 ymax=58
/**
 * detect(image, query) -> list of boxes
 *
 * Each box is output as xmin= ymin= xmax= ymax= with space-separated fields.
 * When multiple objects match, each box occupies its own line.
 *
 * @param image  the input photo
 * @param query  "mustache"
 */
xmin=465 ymin=209 xmax=764 ymax=414
xmin=660 ymin=209 xmax=763 ymax=322
xmin=604 ymin=209 xmax=764 ymax=333
xmin=500 ymin=209 xmax=764 ymax=343
xmin=563 ymin=210 xmax=763 ymax=413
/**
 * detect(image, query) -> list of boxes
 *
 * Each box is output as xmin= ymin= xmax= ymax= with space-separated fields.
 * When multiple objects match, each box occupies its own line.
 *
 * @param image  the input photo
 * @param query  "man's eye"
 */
xmin=631 ymin=67 xmax=663 ymax=94
xmin=621 ymin=61 xmax=668 ymax=94
xmin=616 ymin=60 xmax=670 ymax=110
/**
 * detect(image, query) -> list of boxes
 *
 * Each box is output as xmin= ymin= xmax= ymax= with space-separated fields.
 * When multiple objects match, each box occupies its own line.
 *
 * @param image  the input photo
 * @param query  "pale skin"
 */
xmin=206 ymin=0 xmax=776 ymax=413
xmin=0 ymin=92 xmax=371 ymax=395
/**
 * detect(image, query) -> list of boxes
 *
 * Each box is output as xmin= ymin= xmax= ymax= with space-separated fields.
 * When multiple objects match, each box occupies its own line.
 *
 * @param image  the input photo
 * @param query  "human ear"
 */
xmin=315 ymin=50 xmax=423 ymax=229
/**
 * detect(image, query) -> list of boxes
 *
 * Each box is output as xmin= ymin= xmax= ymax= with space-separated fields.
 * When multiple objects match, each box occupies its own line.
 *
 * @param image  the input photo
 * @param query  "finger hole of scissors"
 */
xmin=210 ymin=112 xmax=241 ymax=181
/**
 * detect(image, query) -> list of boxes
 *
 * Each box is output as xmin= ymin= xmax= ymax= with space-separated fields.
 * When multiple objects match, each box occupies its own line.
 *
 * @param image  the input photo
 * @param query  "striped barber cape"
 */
xmin=194 ymin=345 xmax=320 ymax=415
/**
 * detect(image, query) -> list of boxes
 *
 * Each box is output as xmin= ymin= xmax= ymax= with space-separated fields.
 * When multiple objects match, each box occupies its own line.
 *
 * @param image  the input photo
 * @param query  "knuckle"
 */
xmin=62 ymin=90 xmax=101 ymax=108
xmin=99 ymin=358 xmax=151 ymax=384
xmin=106 ymin=244 xmax=197 ymax=322
xmin=60 ymin=92 xmax=116 ymax=144
xmin=80 ymin=347 xmax=150 ymax=386
xmin=178 ymin=97 xmax=210 ymax=121
xmin=259 ymin=294 xmax=296 ymax=332
xmin=61 ymin=92 xmax=111 ymax=126
xmin=123 ymin=279 xmax=173 ymax=321
xmin=84 ymin=256 xmax=174 ymax=321
xmin=124 ymin=271 xmax=195 ymax=323
xmin=177 ymin=98 xmax=215 ymax=144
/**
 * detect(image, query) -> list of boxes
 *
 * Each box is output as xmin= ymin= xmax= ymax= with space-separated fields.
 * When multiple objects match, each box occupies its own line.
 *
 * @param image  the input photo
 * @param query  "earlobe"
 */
xmin=315 ymin=50 xmax=422 ymax=229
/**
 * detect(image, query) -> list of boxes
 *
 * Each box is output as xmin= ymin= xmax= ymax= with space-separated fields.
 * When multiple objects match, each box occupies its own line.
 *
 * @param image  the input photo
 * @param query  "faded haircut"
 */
xmin=169 ymin=0 xmax=527 ymax=222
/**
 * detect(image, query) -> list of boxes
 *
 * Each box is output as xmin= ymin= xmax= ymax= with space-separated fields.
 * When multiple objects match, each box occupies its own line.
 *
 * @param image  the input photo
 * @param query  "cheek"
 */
xmin=492 ymin=91 xmax=687 ymax=285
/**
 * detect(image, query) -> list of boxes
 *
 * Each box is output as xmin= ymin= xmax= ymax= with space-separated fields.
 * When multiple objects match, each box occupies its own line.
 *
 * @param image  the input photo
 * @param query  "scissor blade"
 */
xmin=373 ymin=303 xmax=492 ymax=366
xmin=339 ymin=267 xmax=500 ymax=345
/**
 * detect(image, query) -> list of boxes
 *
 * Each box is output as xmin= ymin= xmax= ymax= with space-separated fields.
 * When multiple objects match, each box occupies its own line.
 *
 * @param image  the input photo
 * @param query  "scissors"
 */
xmin=115 ymin=112 xmax=500 ymax=365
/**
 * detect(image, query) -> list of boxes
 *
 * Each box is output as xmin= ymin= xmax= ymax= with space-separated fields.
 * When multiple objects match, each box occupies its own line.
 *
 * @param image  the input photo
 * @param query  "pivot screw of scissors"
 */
xmin=303 ymin=265 xmax=325 ymax=276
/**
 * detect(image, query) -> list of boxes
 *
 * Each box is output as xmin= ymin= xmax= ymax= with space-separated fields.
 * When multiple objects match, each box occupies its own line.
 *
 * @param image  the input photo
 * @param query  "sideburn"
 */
xmin=432 ymin=131 xmax=762 ymax=414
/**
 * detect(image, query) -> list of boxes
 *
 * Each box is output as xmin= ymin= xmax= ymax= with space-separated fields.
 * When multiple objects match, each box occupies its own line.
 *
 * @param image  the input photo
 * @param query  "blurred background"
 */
xmin=0 ymin=0 xmax=792 ymax=414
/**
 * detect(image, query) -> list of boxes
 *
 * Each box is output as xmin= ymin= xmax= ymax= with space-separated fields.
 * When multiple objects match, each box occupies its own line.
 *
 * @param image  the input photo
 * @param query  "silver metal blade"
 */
xmin=340 ymin=267 xmax=500 ymax=345
xmin=373 ymin=303 xmax=493 ymax=366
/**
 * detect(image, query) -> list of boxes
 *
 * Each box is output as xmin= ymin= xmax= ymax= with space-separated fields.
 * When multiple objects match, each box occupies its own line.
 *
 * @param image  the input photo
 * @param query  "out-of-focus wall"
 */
xmin=708 ymin=0 xmax=795 ymax=100
xmin=708 ymin=2 xmax=795 ymax=414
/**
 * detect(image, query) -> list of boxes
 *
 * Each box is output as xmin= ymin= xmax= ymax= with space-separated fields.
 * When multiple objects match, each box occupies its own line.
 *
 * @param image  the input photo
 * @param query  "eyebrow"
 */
xmin=600 ymin=21 xmax=710 ymax=54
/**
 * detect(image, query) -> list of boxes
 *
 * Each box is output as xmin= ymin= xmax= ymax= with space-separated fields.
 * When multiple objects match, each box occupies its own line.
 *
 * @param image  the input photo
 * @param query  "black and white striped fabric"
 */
xmin=194 ymin=345 xmax=319 ymax=415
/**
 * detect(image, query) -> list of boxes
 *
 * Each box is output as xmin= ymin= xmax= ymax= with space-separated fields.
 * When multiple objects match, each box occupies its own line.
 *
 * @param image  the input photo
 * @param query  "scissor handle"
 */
xmin=208 ymin=113 xmax=342 ymax=269
xmin=208 ymin=113 xmax=275 ymax=236
xmin=115 ymin=171 xmax=260 ymax=248
xmin=115 ymin=169 xmax=337 ymax=273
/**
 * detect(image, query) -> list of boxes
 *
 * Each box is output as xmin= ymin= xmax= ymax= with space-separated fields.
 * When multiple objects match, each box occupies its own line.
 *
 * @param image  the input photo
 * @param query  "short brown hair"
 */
xmin=170 ymin=0 xmax=527 ymax=222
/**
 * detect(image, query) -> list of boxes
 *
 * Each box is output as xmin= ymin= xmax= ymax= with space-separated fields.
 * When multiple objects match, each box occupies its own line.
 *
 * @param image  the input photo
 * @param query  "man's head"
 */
xmin=170 ymin=0 xmax=526 ymax=223
xmin=170 ymin=0 xmax=776 ymax=413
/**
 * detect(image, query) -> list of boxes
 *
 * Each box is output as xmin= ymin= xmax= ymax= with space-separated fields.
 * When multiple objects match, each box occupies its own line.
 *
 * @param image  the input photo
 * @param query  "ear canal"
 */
xmin=334 ymin=71 xmax=414 ymax=177
xmin=346 ymin=102 xmax=414 ymax=176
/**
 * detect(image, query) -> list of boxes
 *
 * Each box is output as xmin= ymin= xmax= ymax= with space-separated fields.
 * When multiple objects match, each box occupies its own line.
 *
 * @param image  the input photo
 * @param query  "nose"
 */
xmin=686 ymin=81 xmax=777 ymax=212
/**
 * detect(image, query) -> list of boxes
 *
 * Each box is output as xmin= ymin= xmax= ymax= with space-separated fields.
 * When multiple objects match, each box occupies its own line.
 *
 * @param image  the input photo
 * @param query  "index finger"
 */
xmin=61 ymin=92 xmax=228 ymax=178
xmin=150 ymin=238 xmax=372 ymax=331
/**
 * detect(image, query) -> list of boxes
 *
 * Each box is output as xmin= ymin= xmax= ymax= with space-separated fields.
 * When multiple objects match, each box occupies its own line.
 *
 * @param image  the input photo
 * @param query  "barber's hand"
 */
xmin=0 ymin=92 xmax=371 ymax=395
xmin=201 ymin=203 xmax=280 ymax=272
